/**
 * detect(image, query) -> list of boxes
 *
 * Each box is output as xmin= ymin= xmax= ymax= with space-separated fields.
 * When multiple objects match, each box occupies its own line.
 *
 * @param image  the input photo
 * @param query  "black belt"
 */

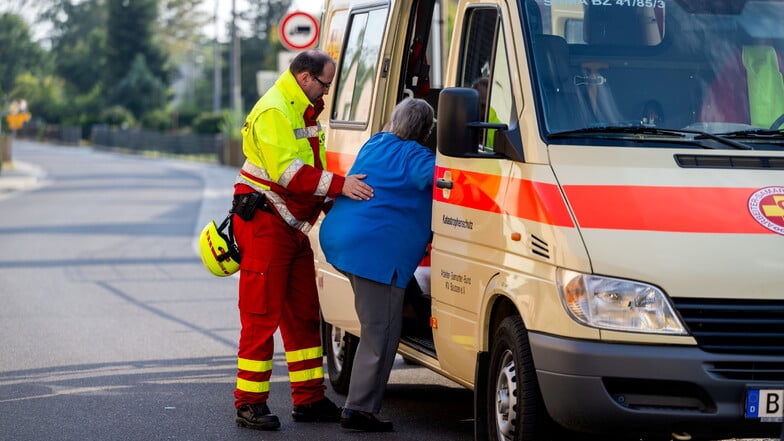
xmin=232 ymin=192 xmax=272 ymax=221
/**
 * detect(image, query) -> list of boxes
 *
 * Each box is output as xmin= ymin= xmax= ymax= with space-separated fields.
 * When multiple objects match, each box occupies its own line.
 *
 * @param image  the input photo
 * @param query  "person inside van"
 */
xmin=318 ymin=97 xmax=436 ymax=432
xmin=699 ymin=41 xmax=784 ymax=128
xmin=472 ymin=76 xmax=499 ymax=149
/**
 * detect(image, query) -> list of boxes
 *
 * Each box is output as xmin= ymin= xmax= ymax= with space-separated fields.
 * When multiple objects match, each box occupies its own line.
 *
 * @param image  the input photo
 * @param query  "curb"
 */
xmin=0 ymin=160 xmax=46 ymax=194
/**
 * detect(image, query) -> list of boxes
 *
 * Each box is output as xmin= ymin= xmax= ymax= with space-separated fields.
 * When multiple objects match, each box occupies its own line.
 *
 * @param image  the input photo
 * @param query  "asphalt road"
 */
xmin=0 ymin=139 xmax=474 ymax=441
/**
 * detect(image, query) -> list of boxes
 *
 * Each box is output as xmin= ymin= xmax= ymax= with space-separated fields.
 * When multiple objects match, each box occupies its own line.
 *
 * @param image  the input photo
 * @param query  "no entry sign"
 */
xmin=279 ymin=11 xmax=319 ymax=51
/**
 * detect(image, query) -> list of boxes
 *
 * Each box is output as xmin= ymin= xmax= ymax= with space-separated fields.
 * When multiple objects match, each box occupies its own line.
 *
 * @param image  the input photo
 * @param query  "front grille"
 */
xmin=707 ymin=361 xmax=784 ymax=381
xmin=675 ymin=154 xmax=784 ymax=170
xmin=672 ymin=298 xmax=784 ymax=355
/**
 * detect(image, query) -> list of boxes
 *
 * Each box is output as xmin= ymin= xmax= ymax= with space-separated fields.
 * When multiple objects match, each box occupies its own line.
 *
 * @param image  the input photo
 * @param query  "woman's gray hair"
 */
xmin=388 ymin=98 xmax=435 ymax=142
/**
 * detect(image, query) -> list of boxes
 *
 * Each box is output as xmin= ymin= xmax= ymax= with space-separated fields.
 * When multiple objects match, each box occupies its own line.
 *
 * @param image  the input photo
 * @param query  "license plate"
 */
xmin=745 ymin=388 xmax=784 ymax=422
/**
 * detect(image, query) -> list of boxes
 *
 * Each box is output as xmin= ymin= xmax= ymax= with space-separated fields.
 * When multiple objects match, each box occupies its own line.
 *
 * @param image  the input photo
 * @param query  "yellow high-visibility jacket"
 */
xmin=235 ymin=70 xmax=344 ymax=233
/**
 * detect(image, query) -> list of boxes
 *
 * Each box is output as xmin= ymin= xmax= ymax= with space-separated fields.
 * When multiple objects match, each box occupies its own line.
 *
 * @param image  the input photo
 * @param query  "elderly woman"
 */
xmin=319 ymin=97 xmax=436 ymax=432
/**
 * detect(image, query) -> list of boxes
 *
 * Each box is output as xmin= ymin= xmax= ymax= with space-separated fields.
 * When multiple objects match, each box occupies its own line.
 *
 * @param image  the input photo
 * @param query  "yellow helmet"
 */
xmin=198 ymin=216 xmax=241 ymax=277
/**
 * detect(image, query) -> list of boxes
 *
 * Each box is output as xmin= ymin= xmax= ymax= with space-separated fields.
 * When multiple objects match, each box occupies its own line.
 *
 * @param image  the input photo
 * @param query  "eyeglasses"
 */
xmin=312 ymin=74 xmax=332 ymax=89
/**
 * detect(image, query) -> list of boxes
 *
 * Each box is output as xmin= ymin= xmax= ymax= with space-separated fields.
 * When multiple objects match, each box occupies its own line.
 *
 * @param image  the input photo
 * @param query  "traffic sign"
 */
xmin=279 ymin=11 xmax=319 ymax=51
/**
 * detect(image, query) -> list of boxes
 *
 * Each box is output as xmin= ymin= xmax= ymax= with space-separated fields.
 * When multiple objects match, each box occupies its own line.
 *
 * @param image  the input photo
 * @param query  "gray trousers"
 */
xmin=343 ymin=272 xmax=405 ymax=414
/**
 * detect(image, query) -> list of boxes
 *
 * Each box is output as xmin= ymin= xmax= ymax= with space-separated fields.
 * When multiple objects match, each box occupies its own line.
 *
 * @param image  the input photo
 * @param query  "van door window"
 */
xmin=457 ymin=7 xmax=512 ymax=152
xmin=485 ymin=26 xmax=513 ymax=151
xmin=458 ymin=8 xmax=498 ymax=89
xmin=332 ymin=6 xmax=388 ymax=124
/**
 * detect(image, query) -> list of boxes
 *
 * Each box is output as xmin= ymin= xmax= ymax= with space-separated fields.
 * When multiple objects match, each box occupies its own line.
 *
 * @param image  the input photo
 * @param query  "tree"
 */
xmin=157 ymin=0 xmax=210 ymax=63
xmin=9 ymin=73 xmax=67 ymax=124
xmin=27 ymin=0 xmax=109 ymax=129
xmin=11 ymin=0 xmax=304 ymax=131
xmin=45 ymin=0 xmax=108 ymax=95
xmin=176 ymin=41 xmax=219 ymax=114
xmin=239 ymin=0 xmax=292 ymax=111
xmin=0 ymin=13 xmax=48 ymax=94
xmin=109 ymin=54 xmax=168 ymax=119
xmin=239 ymin=37 xmax=272 ymax=112
xmin=106 ymin=0 xmax=169 ymax=104
xmin=246 ymin=0 xmax=292 ymax=43
xmin=159 ymin=0 xmax=211 ymax=115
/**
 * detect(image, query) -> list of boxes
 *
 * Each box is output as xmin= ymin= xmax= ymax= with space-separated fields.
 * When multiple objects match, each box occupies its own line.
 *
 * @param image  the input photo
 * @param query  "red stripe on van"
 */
xmin=504 ymin=178 xmax=575 ymax=227
xmin=563 ymin=185 xmax=770 ymax=233
xmin=348 ymin=161 xmax=768 ymax=234
xmin=434 ymin=167 xmax=575 ymax=227
xmin=326 ymin=151 xmax=353 ymax=176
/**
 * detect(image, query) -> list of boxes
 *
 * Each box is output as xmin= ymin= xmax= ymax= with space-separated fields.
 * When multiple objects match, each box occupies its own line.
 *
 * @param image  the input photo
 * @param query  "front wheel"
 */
xmin=487 ymin=316 xmax=552 ymax=441
xmin=323 ymin=321 xmax=359 ymax=395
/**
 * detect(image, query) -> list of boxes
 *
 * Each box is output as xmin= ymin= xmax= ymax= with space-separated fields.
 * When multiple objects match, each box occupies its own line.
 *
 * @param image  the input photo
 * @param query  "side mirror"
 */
xmin=437 ymin=88 xmax=480 ymax=157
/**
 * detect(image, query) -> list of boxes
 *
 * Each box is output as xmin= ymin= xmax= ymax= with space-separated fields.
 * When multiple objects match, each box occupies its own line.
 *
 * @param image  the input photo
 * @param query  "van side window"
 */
xmin=332 ymin=7 xmax=388 ymax=123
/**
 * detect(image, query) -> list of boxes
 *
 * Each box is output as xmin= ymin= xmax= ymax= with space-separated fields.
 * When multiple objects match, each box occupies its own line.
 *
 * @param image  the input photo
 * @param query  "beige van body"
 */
xmin=312 ymin=1 xmax=784 ymax=439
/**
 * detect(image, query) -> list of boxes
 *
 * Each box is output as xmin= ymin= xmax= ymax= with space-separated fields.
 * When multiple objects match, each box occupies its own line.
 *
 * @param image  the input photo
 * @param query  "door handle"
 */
xmin=436 ymin=178 xmax=453 ymax=189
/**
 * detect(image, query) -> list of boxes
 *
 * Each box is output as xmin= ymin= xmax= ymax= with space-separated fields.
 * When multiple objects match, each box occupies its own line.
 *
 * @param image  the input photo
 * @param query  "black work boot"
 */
xmin=291 ymin=397 xmax=342 ymax=422
xmin=340 ymin=408 xmax=394 ymax=432
xmin=235 ymin=403 xmax=281 ymax=430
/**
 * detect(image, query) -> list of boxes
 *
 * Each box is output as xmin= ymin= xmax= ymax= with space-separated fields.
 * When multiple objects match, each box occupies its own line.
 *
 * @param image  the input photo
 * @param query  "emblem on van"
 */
xmin=748 ymin=186 xmax=784 ymax=235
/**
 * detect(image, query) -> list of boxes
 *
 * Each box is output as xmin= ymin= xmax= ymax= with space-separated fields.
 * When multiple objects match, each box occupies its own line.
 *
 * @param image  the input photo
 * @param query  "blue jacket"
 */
xmin=319 ymin=132 xmax=435 ymax=288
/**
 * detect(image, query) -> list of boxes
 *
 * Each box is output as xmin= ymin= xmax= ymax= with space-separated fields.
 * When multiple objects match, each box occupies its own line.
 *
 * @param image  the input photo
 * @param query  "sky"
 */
xmin=208 ymin=0 xmax=323 ymax=41
xmin=2 ymin=0 xmax=323 ymax=44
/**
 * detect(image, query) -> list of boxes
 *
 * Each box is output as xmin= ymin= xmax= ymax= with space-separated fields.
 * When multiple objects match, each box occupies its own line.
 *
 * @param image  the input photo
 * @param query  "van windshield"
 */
xmin=524 ymin=0 xmax=784 ymax=145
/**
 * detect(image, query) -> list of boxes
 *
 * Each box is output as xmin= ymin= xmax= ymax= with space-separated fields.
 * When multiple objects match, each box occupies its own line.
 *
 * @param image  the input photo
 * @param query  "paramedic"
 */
xmin=232 ymin=49 xmax=374 ymax=431
xmin=472 ymin=76 xmax=499 ymax=148
xmin=700 ymin=43 xmax=784 ymax=128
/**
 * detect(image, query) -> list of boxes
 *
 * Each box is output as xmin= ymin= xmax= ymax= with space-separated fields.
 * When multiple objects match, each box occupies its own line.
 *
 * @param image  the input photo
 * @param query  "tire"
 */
xmin=323 ymin=321 xmax=359 ymax=395
xmin=487 ymin=316 xmax=552 ymax=441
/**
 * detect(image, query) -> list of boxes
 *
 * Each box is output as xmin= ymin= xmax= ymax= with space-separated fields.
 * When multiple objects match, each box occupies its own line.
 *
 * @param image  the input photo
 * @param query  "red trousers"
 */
xmin=232 ymin=209 xmax=326 ymax=408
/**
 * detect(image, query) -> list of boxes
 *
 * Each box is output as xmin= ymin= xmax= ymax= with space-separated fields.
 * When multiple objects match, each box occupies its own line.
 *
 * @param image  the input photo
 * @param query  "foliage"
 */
xmin=246 ymin=0 xmax=292 ymax=42
xmin=108 ymin=54 xmax=169 ymax=120
xmin=106 ymin=0 xmax=169 ymax=105
xmin=238 ymin=0 xmax=292 ymax=113
xmin=157 ymin=0 xmax=210 ymax=64
xmin=67 ymin=84 xmax=104 ymax=127
xmin=9 ymin=73 xmax=68 ymax=124
xmin=99 ymin=105 xmax=136 ymax=128
xmin=173 ymin=104 xmax=203 ymax=129
xmin=173 ymin=42 xmax=218 ymax=115
xmin=239 ymin=37 xmax=278 ymax=114
xmin=220 ymin=108 xmax=244 ymax=141
xmin=49 ymin=1 xmax=108 ymax=96
xmin=4 ymin=0 xmax=308 ymax=138
xmin=191 ymin=112 xmax=223 ymax=134
xmin=0 ymin=13 xmax=49 ymax=93
xmin=141 ymin=107 xmax=173 ymax=131
xmin=194 ymin=0 xmax=294 ymax=114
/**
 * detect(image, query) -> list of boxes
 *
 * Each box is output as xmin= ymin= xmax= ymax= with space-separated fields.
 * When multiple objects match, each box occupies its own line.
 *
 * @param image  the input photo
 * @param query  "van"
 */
xmin=311 ymin=1 xmax=784 ymax=439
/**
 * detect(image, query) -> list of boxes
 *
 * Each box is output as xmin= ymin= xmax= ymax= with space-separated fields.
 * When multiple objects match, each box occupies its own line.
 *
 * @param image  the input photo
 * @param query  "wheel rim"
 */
xmin=330 ymin=325 xmax=346 ymax=372
xmin=494 ymin=349 xmax=518 ymax=441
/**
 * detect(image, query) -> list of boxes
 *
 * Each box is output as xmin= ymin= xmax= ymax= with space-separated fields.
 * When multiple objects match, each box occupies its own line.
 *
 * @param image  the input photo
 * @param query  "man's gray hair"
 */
xmin=389 ymin=98 xmax=435 ymax=142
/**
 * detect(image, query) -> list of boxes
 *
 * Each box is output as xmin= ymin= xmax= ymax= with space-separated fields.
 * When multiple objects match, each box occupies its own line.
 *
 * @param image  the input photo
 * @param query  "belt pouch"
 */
xmin=232 ymin=192 xmax=265 ymax=221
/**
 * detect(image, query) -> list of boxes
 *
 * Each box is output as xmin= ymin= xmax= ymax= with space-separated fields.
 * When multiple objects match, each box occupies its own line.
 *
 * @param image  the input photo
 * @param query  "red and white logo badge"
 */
xmin=748 ymin=186 xmax=784 ymax=235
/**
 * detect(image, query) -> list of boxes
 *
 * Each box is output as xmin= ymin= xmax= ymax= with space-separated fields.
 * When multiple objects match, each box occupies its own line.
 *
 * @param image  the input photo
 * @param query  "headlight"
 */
xmin=556 ymin=269 xmax=686 ymax=335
